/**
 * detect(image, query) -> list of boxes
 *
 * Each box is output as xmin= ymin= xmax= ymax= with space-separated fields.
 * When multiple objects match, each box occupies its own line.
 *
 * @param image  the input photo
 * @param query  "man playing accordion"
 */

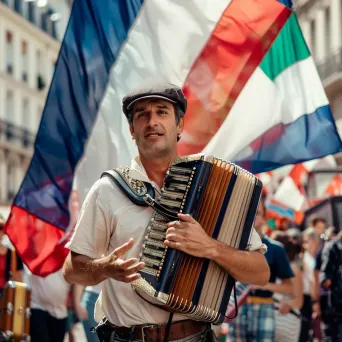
xmin=63 ymin=81 xmax=270 ymax=342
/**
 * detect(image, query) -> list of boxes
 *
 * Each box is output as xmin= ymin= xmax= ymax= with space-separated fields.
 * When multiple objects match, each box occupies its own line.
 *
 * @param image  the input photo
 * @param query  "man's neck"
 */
xmin=140 ymin=154 xmax=177 ymax=188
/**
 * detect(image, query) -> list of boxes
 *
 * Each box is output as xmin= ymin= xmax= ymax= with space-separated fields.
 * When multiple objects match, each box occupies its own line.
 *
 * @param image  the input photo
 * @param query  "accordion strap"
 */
xmin=101 ymin=167 xmax=154 ymax=207
xmin=143 ymin=194 xmax=179 ymax=222
xmin=101 ymin=167 xmax=178 ymax=222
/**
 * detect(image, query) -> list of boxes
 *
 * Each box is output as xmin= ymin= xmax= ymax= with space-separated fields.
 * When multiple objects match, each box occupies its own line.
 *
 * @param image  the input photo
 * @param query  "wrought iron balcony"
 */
xmin=0 ymin=119 xmax=35 ymax=149
xmin=317 ymin=48 xmax=342 ymax=82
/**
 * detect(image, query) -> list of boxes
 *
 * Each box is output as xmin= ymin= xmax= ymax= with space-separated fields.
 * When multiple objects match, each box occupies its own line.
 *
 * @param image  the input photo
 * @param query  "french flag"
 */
xmin=4 ymin=0 xmax=341 ymax=276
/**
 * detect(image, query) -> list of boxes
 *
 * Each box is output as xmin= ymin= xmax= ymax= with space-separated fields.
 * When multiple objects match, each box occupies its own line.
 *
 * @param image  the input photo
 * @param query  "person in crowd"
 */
xmin=300 ymin=227 xmax=322 ymax=342
xmin=27 ymin=268 xmax=71 ymax=342
xmin=0 ymin=214 xmax=23 ymax=295
xmin=229 ymin=197 xmax=294 ymax=342
xmin=272 ymin=229 xmax=303 ymax=342
xmin=312 ymin=226 xmax=338 ymax=342
xmin=278 ymin=218 xmax=291 ymax=232
xmin=73 ymin=284 xmax=102 ymax=342
xmin=320 ymin=231 xmax=342 ymax=341
xmin=311 ymin=218 xmax=327 ymax=239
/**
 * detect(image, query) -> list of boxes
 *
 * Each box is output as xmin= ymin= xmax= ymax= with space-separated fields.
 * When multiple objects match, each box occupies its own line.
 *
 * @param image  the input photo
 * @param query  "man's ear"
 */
xmin=129 ymin=124 xmax=134 ymax=136
xmin=177 ymin=117 xmax=184 ymax=135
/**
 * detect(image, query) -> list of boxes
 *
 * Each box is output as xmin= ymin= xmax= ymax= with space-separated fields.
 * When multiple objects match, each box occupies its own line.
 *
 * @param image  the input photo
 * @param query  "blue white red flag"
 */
xmin=4 ymin=0 xmax=341 ymax=276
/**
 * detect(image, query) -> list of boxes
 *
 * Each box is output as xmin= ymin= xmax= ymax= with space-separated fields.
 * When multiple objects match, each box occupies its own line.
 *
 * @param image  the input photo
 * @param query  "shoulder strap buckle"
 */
xmin=101 ymin=167 xmax=155 ymax=207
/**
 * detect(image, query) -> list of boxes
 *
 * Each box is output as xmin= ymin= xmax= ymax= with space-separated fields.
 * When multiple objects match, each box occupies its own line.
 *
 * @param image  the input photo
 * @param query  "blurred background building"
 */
xmin=295 ymin=0 xmax=342 ymax=163
xmin=0 ymin=0 xmax=71 ymax=216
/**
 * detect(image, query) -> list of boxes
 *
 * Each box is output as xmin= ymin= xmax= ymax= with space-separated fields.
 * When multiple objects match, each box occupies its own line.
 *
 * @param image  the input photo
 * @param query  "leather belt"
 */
xmin=103 ymin=318 xmax=210 ymax=341
xmin=246 ymin=296 xmax=274 ymax=304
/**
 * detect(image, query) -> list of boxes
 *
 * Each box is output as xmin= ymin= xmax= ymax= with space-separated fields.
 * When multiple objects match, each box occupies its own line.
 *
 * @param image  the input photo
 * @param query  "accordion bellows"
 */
xmin=131 ymin=154 xmax=262 ymax=324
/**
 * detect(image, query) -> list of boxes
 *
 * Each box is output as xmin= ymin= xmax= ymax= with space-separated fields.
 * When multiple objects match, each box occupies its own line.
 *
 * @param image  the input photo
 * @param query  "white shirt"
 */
xmin=66 ymin=156 xmax=267 ymax=327
xmin=26 ymin=268 xmax=70 ymax=319
xmin=303 ymin=251 xmax=315 ymax=295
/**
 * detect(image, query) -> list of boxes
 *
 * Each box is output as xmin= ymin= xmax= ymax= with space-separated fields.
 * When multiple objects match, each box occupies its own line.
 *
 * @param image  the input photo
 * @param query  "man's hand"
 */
xmin=164 ymin=214 xmax=215 ymax=258
xmin=278 ymin=302 xmax=292 ymax=315
xmin=103 ymin=238 xmax=145 ymax=283
xmin=312 ymin=302 xmax=321 ymax=319
xmin=74 ymin=303 xmax=89 ymax=321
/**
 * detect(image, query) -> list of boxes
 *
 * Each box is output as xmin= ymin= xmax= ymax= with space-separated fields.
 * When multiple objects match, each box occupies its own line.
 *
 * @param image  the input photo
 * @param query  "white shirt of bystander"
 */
xmin=26 ymin=268 xmax=71 ymax=319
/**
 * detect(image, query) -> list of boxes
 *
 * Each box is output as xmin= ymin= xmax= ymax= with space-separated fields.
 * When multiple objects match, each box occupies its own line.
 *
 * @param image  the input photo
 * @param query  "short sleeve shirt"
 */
xmin=66 ymin=156 xmax=268 ymax=327
xmin=250 ymin=236 xmax=294 ymax=298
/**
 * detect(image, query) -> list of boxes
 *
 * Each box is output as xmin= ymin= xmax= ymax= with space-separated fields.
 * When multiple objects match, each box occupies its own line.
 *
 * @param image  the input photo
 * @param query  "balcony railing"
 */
xmin=317 ymin=48 xmax=342 ymax=82
xmin=0 ymin=119 xmax=35 ymax=149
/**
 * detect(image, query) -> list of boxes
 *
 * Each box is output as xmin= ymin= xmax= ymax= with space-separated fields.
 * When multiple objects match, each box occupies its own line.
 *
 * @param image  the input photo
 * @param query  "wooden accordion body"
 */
xmin=0 ymin=281 xmax=31 ymax=341
xmin=131 ymin=154 xmax=262 ymax=324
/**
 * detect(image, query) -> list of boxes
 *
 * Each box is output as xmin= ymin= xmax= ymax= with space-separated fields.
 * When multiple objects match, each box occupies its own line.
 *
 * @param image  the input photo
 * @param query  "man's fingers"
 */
xmin=178 ymin=213 xmax=195 ymax=223
xmin=125 ymin=261 xmax=145 ymax=275
xmin=114 ymin=238 xmax=134 ymax=257
xmin=122 ymin=273 xmax=142 ymax=283
xmin=166 ymin=227 xmax=178 ymax=235
xmin=165 ymin=232 xmax=181 ymax=242
xmin=166 ymin=221 xmax=182 ymax=228
xmin=164 ymin=239 xmax=182 ymax=250
xmin=119 ymin=258 xmax=139 ymax=269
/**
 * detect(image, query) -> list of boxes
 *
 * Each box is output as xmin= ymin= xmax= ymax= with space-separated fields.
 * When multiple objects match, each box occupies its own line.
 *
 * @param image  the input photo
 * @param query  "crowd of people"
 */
xmin=222 ymin=199 xmax=342 ymax=342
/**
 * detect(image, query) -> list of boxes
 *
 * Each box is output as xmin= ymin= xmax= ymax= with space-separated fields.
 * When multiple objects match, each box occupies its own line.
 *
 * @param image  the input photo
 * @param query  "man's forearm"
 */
xmin=72 ymin=284 xmax=85 ymax=307
xmin=63 ymin=251 xmax=108 ymax=286
xmin=206 ymin=240 xmax=270 ymax=286
xmin=263 ymin=280 xmax=293 ymax=295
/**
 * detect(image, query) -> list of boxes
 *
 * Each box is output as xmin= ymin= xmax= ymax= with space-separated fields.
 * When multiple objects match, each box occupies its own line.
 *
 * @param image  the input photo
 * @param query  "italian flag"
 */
xmin=184 ymin=5 xmax=341 ymax=173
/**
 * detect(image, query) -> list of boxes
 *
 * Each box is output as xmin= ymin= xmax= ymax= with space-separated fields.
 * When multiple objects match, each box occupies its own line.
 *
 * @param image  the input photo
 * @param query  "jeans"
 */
xmin=299 ymin=295 xmax=312 ymax=342
xmin=81 ymin=290 xmax=100 ymax=342
xmin=30 ymin=308 xmax=67 ymax=342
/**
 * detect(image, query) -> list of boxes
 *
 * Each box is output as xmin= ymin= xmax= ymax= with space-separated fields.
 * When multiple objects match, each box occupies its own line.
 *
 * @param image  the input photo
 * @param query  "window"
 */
xmin=21 ymin=40 xmax=28 ymax=82
xmin=5 ymin=31 xmax=14 ymax=75
xmin=310 ymin=20 xmax=316 ymax=59
xmin=5 ymin=90 xmax=14 ymax=123
xmin=14 ymin=0 xmax=22 ymax=14
xmin=52 ymin=20 xmax=57 ymax=39
xmin=40 ymin=11 xmax=48 ymax=32
xmin=7 ymin=163 xmax=16 ymax=201
xmin=22 ymin=98 xmax=29 ymax=127
xmin=324 ymin=7 xmax=330 ymax=57
xmin=22 ymin=98 xmax=31 ymax=147
xmin=28 ymin=2 xmax=36 ymax=24
xmin=36 ymin=50 xmax=46 ymax=90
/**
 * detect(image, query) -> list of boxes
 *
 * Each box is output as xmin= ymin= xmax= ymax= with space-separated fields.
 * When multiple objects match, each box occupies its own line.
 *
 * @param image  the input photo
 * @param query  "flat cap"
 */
xmin=122 ymin=81 xmax=187 ymax=117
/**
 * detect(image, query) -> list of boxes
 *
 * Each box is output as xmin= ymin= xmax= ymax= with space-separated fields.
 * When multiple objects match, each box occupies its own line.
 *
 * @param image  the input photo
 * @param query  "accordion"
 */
xmin=0 ymin=281 xmax=31 ymax=341
xmin=103 ymin=154 xmax=262 ymax=324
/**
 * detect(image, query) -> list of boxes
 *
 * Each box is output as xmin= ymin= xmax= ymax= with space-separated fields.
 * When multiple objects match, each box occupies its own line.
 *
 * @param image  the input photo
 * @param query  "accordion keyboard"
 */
xmin=139 ymin=165 xmax=196 ymax=278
